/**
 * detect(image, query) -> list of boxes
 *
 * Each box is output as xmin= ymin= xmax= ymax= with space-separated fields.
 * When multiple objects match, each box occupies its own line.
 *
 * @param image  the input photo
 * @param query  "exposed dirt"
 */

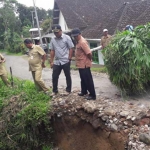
xmin=52 ymin=115 xmax=127 ymax=150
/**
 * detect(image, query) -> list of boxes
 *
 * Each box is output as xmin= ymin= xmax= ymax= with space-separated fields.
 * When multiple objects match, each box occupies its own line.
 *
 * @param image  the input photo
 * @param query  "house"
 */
xmin=52 ymin=0 xmax=149 ymax=64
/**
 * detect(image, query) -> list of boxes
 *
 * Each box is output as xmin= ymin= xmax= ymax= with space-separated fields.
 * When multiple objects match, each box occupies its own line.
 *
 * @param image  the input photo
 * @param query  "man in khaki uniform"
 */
xmin=0 ymin=53 xmax=10 ymax=86
xmin=24 ymin=39 xmax=49 ymax=93
xmin=100 ymin=29 xmax=112 ymax=49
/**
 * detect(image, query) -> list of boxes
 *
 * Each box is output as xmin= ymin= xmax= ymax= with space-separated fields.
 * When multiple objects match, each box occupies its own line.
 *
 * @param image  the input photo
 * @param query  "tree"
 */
xmin=16 ymin=3 xmax=49 ymax=28
xmin=40 ymin=18 xmax=52 ymax=33
xmin=0 ymin=0 xmax=18 ymax=49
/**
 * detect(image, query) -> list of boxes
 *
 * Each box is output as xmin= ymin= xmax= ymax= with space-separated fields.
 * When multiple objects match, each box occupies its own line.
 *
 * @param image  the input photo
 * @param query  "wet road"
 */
xmin=4 ymin=54 xmax=119 ymax=98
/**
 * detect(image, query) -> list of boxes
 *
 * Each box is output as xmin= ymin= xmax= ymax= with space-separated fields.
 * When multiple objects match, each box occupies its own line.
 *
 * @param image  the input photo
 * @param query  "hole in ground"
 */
xmin=52 ymin=115 xmax=127 ymax=150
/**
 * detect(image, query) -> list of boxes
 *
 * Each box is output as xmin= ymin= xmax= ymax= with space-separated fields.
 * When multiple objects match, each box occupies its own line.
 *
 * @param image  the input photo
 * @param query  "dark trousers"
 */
xmin=79 ymin=67 xmax=96 ymax=97
xmin=52 ymin=62 xmax=72 ymax=93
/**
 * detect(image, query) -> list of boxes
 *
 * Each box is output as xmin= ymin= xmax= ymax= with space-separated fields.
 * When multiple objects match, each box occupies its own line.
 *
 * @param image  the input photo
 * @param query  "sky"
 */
xmin=17 ymin=0 xmax=54 ymax=10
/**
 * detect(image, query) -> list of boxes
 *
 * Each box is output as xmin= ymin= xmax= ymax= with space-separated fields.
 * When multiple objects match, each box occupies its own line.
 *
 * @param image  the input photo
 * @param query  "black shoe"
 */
xmin=86 ymin=96 xmax=96 ymax=100
xmin=78 ymin=92 xmax=87 ymax=96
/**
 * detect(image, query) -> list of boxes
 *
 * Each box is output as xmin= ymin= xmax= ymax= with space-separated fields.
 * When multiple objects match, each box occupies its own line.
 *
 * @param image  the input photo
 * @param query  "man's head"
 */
xmin=52 ymin=25 xmax=62 ymax=38
xmin=24 ymin=39 xmax=33 ymax=49
xmin=103 ymin=29 xmax=108 ymax=36
xmin=71 ymin=28 xmax=81 ymax=41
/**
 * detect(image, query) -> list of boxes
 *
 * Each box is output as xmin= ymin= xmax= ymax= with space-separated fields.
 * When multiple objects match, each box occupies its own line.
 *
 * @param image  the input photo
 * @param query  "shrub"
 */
xmin=0 ymin=78 xmax=53 ymax=150
xmin=104 ymin=24 xmax=150 ymax=95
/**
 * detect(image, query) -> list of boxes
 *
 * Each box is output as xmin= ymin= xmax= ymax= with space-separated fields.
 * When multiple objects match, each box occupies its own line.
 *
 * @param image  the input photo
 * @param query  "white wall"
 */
xmin=97 ymin=42 xmax=104 ymax=65
xmin=86 ymin=39 xmax=104 ymax=65
xmin=58 ymin=11 xmax=69 ymax=31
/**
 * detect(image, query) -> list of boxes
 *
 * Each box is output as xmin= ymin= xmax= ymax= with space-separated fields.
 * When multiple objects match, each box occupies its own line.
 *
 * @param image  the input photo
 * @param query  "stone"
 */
xmin=104 ymin=108 xmax=116 ymax=116
xmin=120 ymin=111 xmax=129 ymax=117
xmin=109 ymin=120 xmax=113 ymax=123
xmin=131 ymin=117 xmax=136 ymax=121
xmin=133 ymin=135 xmax=138 ymax=139
xmin=92 ymin=119 xmax=101 ymax=129
xmin=98 ymin=113 xmax=104 ymax=117
xmin=124 ymin=121 xmax=128 ymax=125
xmin=113 ymin=118 xmax=118 ymax=122
xmin=127 ymin=116 xmax=132 ymax=120
xmin=139 ymin=133 xmax=150 ymax=145
xmin=82 ymin=102 xmax=96 ymax=113
xmin=110 ymin=124 xmax=118 ymax=131
xmin=101 ymin=115 xmax=109 ymax=121
xmin=138 ymin=118 xmax=150 ymax=126
xmin=139 ymin=144 xmax=145 ymax=148
xmin=137 ymin=111 xmax=147 ymax=119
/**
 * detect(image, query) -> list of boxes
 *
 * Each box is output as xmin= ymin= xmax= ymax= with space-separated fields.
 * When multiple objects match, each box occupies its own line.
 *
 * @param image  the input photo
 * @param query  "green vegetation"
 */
xmin=0 ymin=78 xmax=53 ymax=150
xmin=104 ymin=23 xmax=150 ymax=95
xmin=0 ymin=0 xmax=53 ymax=54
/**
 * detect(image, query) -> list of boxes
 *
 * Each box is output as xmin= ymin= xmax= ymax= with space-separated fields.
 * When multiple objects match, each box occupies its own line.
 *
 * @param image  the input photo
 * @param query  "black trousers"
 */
xmin=79 ymin=67 xmax=96 ymax=97
xmin=52 ymin=62 xmax=72 ymax=93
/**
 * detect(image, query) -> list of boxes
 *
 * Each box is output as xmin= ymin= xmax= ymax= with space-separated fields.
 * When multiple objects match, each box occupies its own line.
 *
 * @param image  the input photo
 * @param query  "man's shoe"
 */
xmin=78 ymin=93 xmax=87 ymax=96
xmin=86 ymin=96 xmax=96 ymax=100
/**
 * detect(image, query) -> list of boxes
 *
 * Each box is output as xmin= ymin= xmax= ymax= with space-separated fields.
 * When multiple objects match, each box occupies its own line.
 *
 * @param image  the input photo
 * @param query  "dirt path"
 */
xmin=4 ymin=54 xmax=120 ymax=99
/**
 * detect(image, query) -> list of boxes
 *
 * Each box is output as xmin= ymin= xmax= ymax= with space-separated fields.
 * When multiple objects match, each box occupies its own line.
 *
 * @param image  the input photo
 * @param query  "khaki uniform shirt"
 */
xmin=0 ymin=53 xmax=7 ymax=75
xmin=28 ymin=45 xmax=46 ymax=71
xmin=75 ymin=36 xmax=92 ymax=68
xmin=101 ymin=34 xmax=112 ymax=48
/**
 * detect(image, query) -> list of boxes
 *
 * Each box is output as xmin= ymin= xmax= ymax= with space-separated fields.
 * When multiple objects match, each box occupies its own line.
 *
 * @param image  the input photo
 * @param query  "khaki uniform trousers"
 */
xmin=31 ymin=70 xmax=49 ymax=92
xmin=0 ymin=73 xmax=10 ymax=86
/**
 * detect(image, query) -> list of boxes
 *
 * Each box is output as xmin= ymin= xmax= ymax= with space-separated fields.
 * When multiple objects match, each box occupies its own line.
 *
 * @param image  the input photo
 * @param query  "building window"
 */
xmin=90 ymin=43 xmax=99 ymax=64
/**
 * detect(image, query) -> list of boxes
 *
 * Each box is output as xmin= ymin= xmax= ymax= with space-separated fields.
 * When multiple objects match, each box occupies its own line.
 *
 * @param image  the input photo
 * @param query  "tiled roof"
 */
xmin=54 ymin=0 xmax=149 ymax=39
xmin=116 ymin=0 xmax=150 ymax=31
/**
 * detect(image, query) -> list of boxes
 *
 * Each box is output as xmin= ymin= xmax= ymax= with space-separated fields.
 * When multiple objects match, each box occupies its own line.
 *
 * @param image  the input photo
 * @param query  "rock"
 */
xmin=109 ymin=120 xmax=113 ymax=123
xmin=98 ymin=113 xmax=104 ymax=117
xmin=127 ymin=116 xmax=132 ymax=120
xmin=101 ymin=115 xmax=109 ymax=121
xmin=138 ymin=118 xmax=150 ymax=126
xmin=110 ymin=124 xmax=118 ymax=131
xmin=128 ymin=141 xmax=132 ymax=146
xmin=131 ymin=117 xmax=136 ymax=121
xmin=137 ymin=111 xmax=147 ymax=119
xmin=104 ymin=108 xmax=116 ymax=116
xmin=120 ymin=111 xmax=129 ymax=117
xmin=139 ymin=144 xmax=145 ymax=148
xmin=92 ymin=119 xmax=101 ymax=129
xmin=139 ymin=133 xmax=150 ymax=145
xmin=133 ymin=135 xmax=138 ymax=139
xmin=82 ymin=102 xmax=96 ymax=113
xmin=124 ymin=121 xmax=128 ymax=125
xmin=113 ymin=118 xmax=118 ymax=122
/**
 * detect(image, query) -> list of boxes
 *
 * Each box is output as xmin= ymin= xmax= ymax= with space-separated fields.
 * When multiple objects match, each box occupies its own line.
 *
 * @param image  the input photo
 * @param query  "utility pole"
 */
xmin=31 ymin=11 xmax=35 ymax=28
xmin=32 ymin=0 xmax=43 ymax=45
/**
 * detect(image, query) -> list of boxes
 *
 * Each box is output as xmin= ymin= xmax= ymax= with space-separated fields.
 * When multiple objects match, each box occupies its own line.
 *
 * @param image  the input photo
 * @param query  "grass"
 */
xmin=6 ymin=51 xmax=23 ymax=56
xmin=0 ymin=49 xmax=23 ymax=56
xmin=0 ymin=78 xmax=53 ymax=150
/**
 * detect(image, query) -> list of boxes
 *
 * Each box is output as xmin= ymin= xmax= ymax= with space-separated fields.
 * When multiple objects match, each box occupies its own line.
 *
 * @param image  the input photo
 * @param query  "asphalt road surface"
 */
xmin=4 ymin=54 xmax=119 ymax=99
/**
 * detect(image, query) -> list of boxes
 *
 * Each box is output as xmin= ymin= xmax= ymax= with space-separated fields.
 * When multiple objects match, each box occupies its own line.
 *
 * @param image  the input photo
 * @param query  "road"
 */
xmin=4 ymin=54 xmax=119 ymax=99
